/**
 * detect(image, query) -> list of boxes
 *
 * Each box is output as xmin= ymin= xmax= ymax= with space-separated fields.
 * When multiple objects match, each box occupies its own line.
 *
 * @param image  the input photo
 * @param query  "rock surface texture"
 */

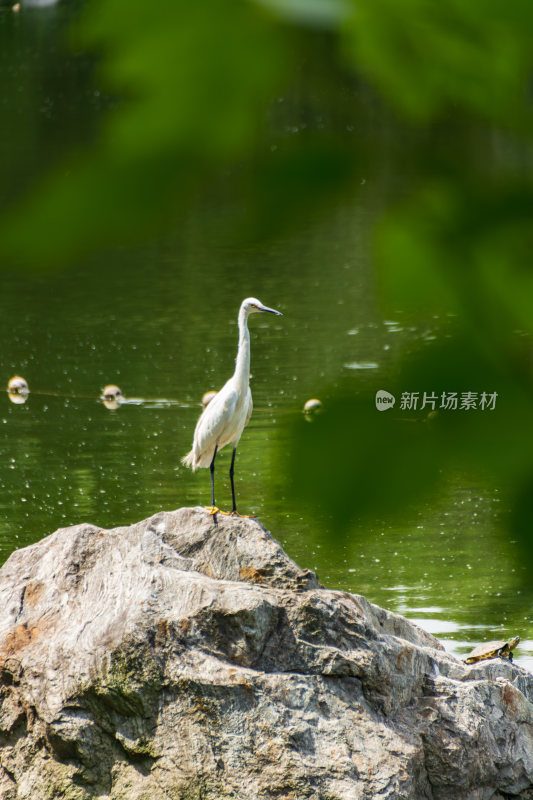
xmin=0 ymin=507 xmax=532 ymax=800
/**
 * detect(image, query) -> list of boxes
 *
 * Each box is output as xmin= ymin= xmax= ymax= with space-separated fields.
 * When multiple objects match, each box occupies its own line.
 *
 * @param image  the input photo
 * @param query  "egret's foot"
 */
xmin=230 ymin=510 xmax=256 ymax=519
xmin=205 ymin=506 xmax=231 ymax=516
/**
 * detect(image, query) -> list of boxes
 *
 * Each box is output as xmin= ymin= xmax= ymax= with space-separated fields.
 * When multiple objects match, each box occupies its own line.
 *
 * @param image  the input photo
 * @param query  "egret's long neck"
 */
xmin=233 ymin=307 xmax=251 ymax=390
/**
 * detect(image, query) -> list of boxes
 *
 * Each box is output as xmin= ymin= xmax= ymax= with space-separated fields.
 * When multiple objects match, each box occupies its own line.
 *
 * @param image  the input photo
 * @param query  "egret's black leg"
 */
xmin=229 ymin=446 xmax=237 ymax=513
xmin=207 ymin=444 xmax=229 ymax=516
xmin=209 ymin=444 xmax=218 ymax=509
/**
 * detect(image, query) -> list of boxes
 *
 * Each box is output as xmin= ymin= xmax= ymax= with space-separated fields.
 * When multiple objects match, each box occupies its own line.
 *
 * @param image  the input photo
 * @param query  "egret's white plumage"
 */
xmin=182 ymin=297 xmax=282 ymax=513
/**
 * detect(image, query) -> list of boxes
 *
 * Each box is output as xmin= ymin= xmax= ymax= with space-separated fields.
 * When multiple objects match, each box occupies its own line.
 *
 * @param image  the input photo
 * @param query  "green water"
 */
xmin=0 ymin=2 xmax=531 ymax=669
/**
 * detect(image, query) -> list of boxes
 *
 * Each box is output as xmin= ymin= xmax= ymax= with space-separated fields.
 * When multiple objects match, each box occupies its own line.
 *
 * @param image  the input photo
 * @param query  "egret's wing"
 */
xmin=244 ymin=388 xmax=253 ymax=427
xmin=194 ymin=384 xmax=238 ymax=456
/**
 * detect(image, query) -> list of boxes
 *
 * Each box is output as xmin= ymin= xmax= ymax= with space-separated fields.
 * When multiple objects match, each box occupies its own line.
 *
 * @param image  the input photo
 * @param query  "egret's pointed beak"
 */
xmin=258 ymin=304 xmax=283 ymax=316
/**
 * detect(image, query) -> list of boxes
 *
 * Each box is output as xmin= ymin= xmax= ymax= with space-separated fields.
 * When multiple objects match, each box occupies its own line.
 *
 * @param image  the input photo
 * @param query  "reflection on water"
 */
xmin=0 ymin=1 xmax=530 ymax=670
xmin=344 ymin=361 xmax=379 ymax=370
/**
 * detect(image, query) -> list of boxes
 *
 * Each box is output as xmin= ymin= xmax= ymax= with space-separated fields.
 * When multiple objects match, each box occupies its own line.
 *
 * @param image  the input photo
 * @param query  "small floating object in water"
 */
xmin=8 ymin=376 xmax=29 ymax=394
xmin=7 ymin=376 xmax=29 ymax=404
xmin=201 ymin=390 xmax=217 ymax=408
xmin=12 ymin=3 xmax=21 ymax=11
xmin=303 ymin=398 xmax=322 ymax=415
xmin=101 ymin=384 xmax=124 ymax=410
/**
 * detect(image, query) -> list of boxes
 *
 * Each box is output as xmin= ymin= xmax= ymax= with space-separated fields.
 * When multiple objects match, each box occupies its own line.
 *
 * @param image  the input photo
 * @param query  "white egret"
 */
xmin=182 ymin=297 xmax=282 ymax=515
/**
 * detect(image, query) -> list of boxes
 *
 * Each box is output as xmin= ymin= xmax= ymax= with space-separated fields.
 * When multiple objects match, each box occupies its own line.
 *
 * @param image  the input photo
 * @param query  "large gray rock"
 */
xmin=0 ymin=507 xmax=531 ymax=800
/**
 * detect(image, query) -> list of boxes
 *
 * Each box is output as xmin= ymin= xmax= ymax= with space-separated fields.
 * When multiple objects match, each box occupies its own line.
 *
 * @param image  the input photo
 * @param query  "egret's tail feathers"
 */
xmin=181 ymin=450 xmax=196 ymax=470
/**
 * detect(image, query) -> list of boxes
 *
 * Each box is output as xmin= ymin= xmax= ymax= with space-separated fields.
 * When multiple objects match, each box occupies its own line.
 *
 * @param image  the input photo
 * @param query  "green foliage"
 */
xmin=378 ymin=181 xmax=533 ymax=333
xmin=1 ymin=0 xmax=293 ymax=263
xmin=289 ymin=335 xmax=532 ymax=526
xmin=2 ymin=0 xmax=533 ymax=262
xmin=342 ymin=0 xmax=533 ymax=124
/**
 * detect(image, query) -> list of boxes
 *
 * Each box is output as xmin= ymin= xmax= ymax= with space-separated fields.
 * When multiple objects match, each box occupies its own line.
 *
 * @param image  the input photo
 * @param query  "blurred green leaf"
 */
xmin=82 ymin=0 xmax=288 ymax=158
xmin=377 ymin=181 xmax=533 ymax=340
xmin=508 ymin=477 xmax=533 ymax=581
xmin=288 ymin=393 xmax=444 ymax=524
xmin=226 ymin=137 xmax=360 ymax=243
xmin=0 ymin=0 xmax=294 ymax=265
xmin=255 ymin=0 xmax=350 ymax=28
xmin=5 ymin=0 xmax=533 ymax=264
xmin=287 ymin=335 xmax=533 ymax=541
xmin=342 ymin=0 xmax=533 ymax=124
